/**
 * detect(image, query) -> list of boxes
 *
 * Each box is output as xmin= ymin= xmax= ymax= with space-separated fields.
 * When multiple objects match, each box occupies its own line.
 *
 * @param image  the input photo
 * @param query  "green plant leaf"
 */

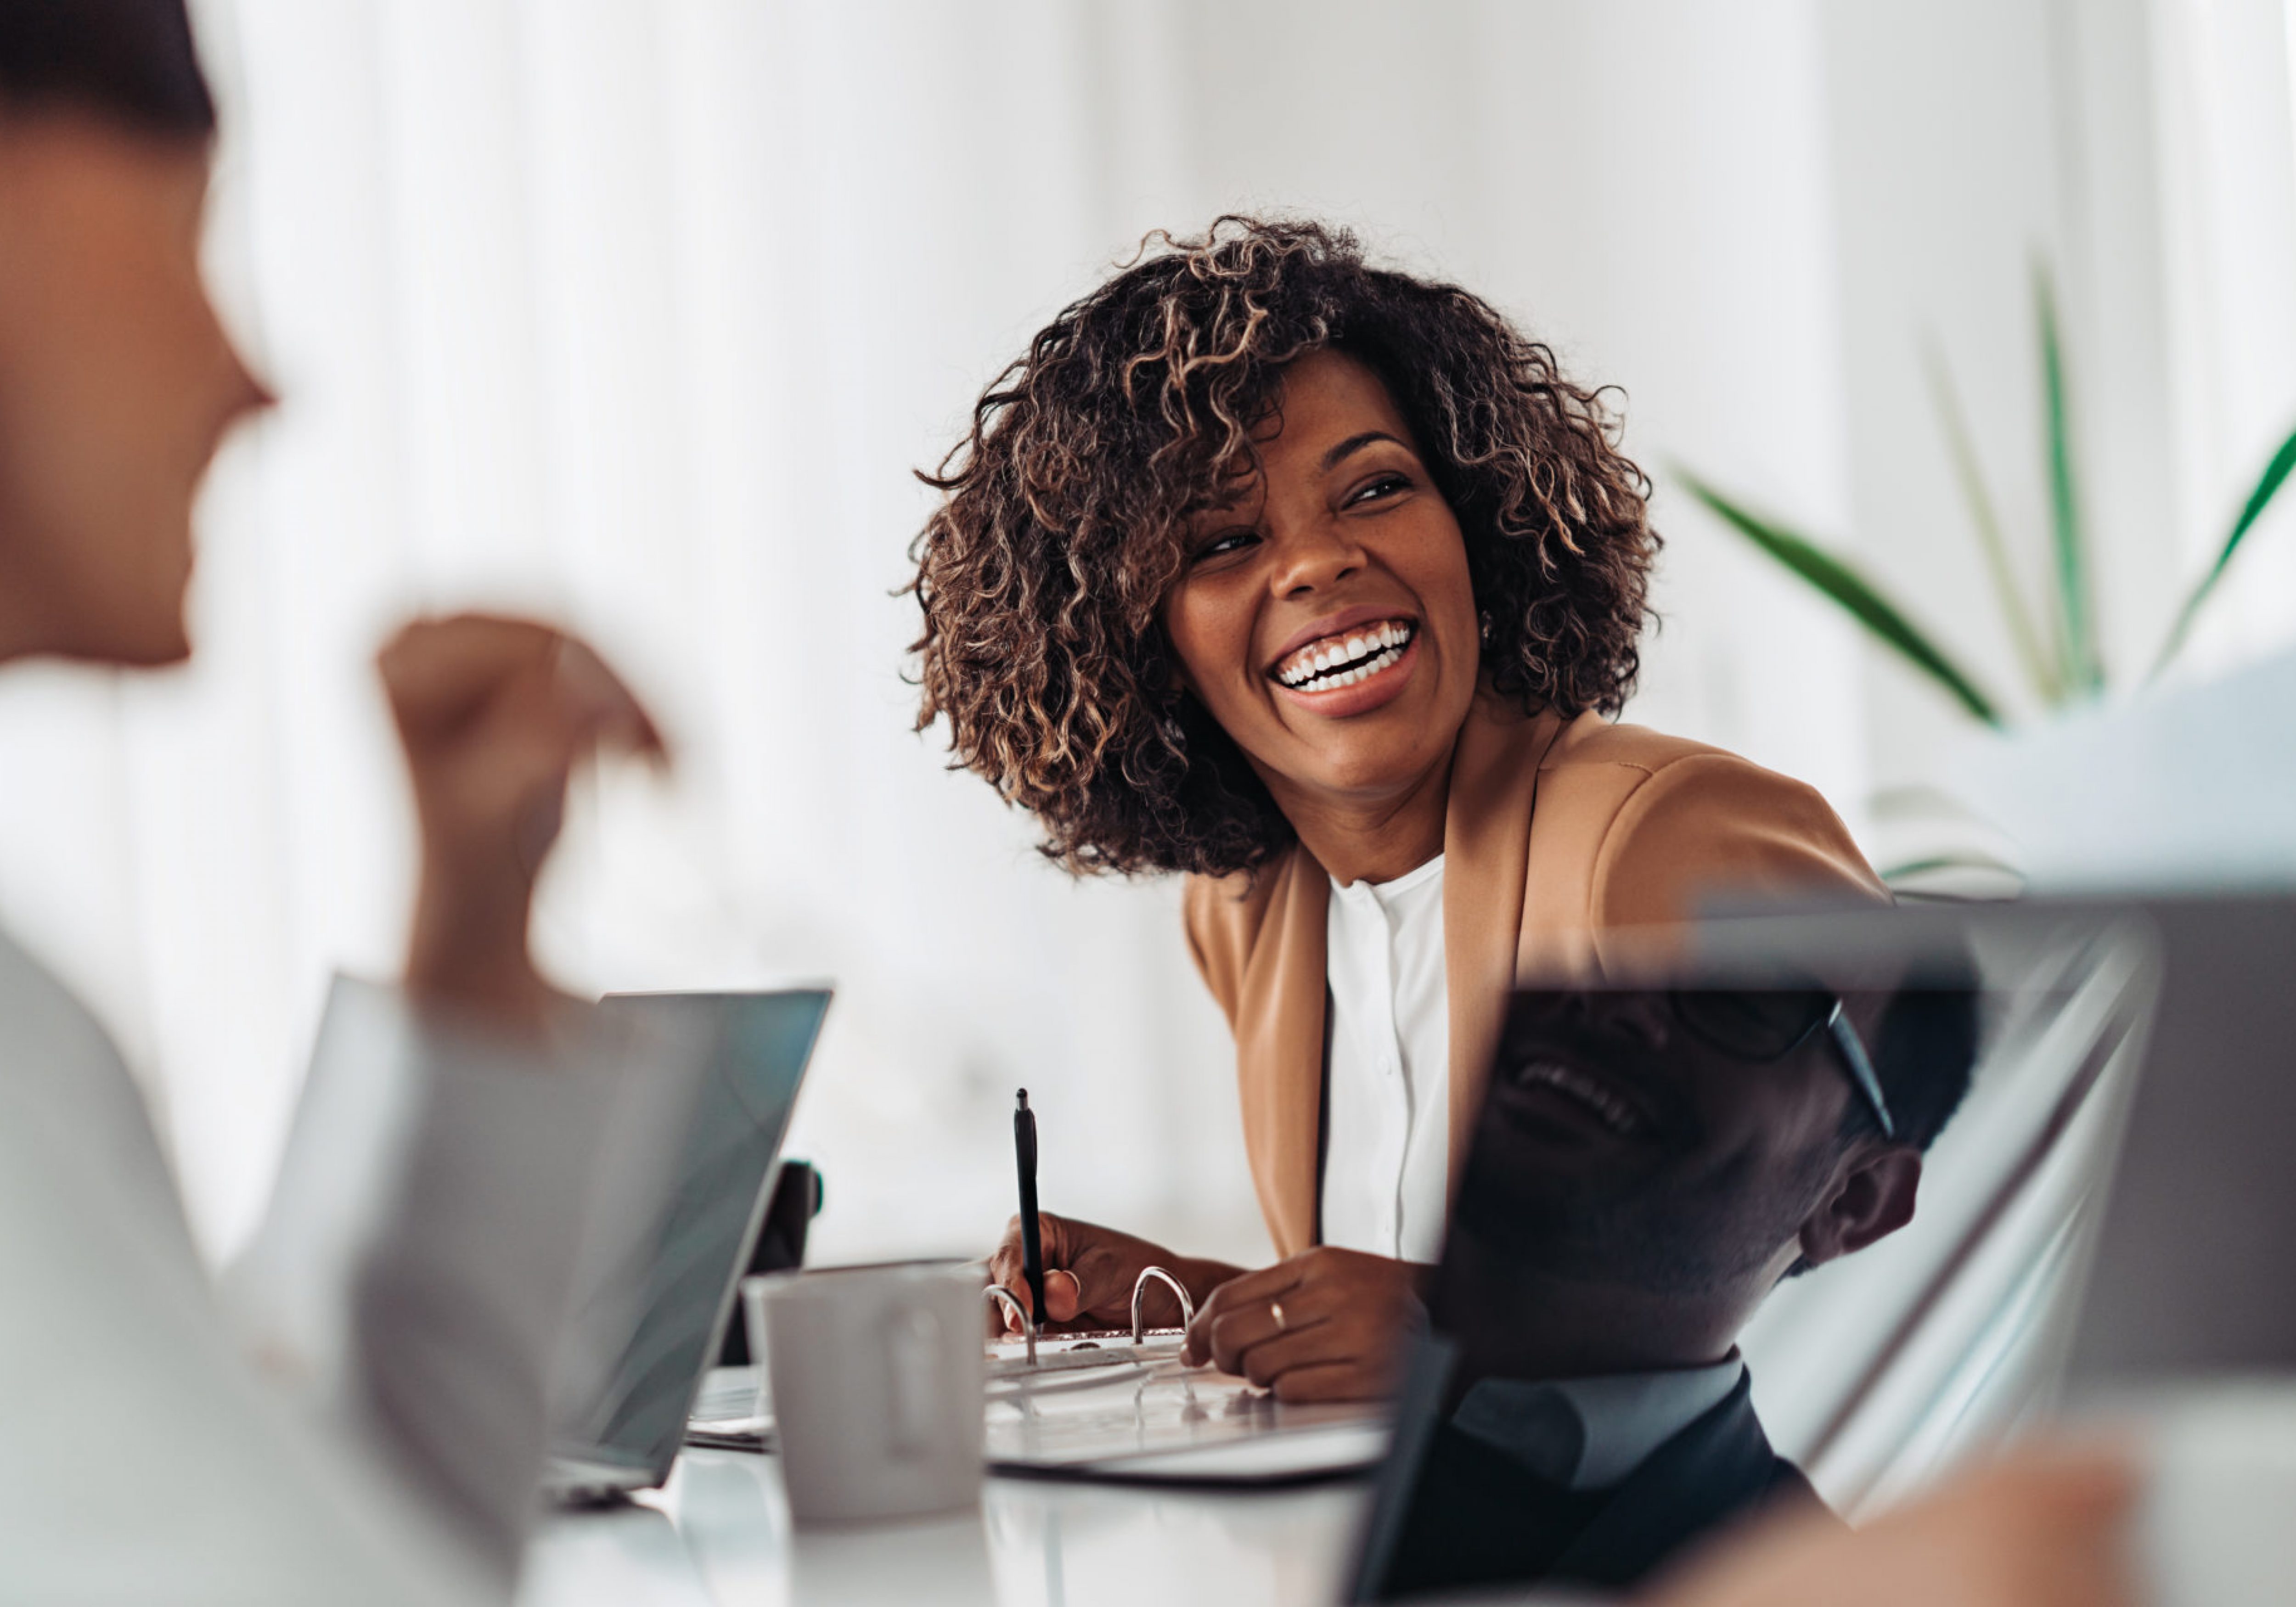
xmin=2037 ymin=269 xmax=2104 ymax=695
xmin=1678 ymin=472 xmax=2005 ymax=727
xmin=2150 ymin=419 xmax=2296 ymax=678
xmin=1923 ymin=336 xmax=2061 ymax=706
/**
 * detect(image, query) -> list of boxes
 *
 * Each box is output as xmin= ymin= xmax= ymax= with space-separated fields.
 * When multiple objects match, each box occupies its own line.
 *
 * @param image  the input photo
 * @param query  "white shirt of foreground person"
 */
xmin=1324 ymin=854 xmax=1450 ymax=1262
xmin=0 ymin=928 xmax=685 ymax=1606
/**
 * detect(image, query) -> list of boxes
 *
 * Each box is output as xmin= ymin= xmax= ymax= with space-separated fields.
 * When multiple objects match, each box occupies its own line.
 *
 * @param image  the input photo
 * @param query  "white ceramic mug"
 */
xmin=743 ymin=1261 xmax=985 ymax=1525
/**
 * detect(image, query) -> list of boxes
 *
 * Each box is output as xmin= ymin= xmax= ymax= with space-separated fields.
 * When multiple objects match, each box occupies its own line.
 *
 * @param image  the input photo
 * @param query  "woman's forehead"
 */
xmin=1183 ymin=351 xmax=1418 ymax=517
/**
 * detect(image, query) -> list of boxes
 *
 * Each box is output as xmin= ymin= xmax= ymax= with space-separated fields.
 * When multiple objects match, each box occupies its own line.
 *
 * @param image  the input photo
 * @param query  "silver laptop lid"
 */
xmin=553 ymin=988 xmax=832 ymax=1483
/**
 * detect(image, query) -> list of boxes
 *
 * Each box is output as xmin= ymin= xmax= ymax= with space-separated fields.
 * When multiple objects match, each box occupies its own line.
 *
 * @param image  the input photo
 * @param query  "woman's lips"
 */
xmin=1269 ymin=629 xmax=1421 ymax=718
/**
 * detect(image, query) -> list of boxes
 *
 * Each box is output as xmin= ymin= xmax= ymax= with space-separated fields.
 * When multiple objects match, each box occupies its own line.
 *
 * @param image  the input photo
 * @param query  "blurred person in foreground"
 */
xmin=927 ymin=219 xmax=1889 ymax=1401
xmin=1360 ymin=980 xmax=1975 ymax=1597
xmin=0 ymin=2 xmax=669 ymax=1601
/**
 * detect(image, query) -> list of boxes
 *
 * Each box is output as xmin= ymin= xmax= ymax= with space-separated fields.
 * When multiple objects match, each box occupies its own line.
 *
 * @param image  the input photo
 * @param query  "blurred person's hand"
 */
xmin=381 ymin=614 xmax=664 ymax=1035
xmin=987 ymin=1212 xmax=1238 ymax=1336
xmin=1182 ymin=1247 xmax=1427 ymax=1402
xmin=1643 ymin=1444 xmax=2138 ymax=1607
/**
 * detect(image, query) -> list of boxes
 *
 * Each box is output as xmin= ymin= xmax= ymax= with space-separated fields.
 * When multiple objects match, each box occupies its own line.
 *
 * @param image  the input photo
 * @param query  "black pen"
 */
xmin=1014 ymin=1088 xmax=1047 ymax=1328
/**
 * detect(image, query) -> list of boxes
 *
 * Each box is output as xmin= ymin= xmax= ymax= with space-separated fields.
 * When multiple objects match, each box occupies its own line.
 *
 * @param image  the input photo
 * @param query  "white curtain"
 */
xmin=2149 ymin=0 xmax=2296 ymax=674
xmin=0 ymin=0 xmax=1898 ymax=1267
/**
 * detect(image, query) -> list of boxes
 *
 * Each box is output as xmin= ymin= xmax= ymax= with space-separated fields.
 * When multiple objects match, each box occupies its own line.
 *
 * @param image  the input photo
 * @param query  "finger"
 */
xmin=984 ymin=1265 xmax=1025 ymax=1332
xmin=1218 ymin=1301 xmax=1351 ymax=1382
xmin=985 ymin=1263 xmax=1029 ymax=1330
xmin=1183 ymin=1263 xmax=1306 ymax=1363
xmin=549 ymin=636 xmax=667 ymax=761
xmin=1241 ymin=1322 xmax=1393 ymax=1396
xmin=1205 ymin=1296 xmax=1332 ymax=1376
xmin=1042 ymin=1269 xmax=1082 ymax=1323
xmin=988 ymin=1212 xmax=1038 ymax=1275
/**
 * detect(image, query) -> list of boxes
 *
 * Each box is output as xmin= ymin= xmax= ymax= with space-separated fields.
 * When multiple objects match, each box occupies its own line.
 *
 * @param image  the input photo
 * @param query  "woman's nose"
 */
xmin=1268 ymin=516 xmax=1366 ymax=598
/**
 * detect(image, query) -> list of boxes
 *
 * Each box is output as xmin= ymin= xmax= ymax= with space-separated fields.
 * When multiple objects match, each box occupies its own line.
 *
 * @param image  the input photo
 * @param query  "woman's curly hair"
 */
xmin=908 ymin=216 xmax=1658 ymax=880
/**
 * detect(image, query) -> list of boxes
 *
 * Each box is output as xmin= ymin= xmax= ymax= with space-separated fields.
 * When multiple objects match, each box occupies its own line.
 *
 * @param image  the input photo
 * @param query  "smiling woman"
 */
xmin=911 ymin=218 xmax=1890 ymax=1403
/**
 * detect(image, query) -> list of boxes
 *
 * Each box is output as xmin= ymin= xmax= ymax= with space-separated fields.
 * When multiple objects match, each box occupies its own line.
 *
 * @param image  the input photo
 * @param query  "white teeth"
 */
xmin=1277 ymin=621 xmax=1415 ymax=688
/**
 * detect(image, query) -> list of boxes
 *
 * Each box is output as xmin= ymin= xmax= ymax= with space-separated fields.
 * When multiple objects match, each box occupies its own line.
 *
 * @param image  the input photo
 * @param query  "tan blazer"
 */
xmin=1182 ymin=690 xmax=1887 ymax=1259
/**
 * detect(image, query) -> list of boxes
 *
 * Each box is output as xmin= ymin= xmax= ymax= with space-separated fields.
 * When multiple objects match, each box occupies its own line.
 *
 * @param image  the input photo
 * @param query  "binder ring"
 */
xmin=1131 ymin=1265 xmax=1195 ymax=1344
xmin=983 ymin=1283 xmax=1037 ymax=1366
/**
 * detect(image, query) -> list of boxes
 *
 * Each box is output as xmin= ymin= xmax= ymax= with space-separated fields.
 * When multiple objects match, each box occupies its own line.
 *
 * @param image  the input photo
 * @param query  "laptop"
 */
xmin=544 ymin=988 xmax=832 ymax=1504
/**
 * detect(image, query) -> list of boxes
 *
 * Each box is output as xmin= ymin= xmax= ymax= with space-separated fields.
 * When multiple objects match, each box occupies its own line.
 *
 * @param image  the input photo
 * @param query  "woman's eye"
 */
xmin=1345 ymin=472 xmax=1412 ymax=508
xmin=1192 ymin=529 xmax=1258 ymax=562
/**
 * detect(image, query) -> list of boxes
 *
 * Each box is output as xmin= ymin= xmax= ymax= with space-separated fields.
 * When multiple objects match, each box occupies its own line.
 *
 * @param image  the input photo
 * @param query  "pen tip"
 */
xmin=1016 ymin=1088 xmax=1028 ymax=1109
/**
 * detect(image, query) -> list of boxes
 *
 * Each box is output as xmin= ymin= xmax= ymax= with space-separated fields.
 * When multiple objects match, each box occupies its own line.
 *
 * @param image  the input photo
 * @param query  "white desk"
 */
xmin=522 ymin=1450 xmax=1370 ymax=1607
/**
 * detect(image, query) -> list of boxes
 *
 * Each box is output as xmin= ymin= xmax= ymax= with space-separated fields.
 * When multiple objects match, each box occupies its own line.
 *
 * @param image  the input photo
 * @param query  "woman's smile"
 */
xmin=1268 ymin=616 xmax=1422 ymax=717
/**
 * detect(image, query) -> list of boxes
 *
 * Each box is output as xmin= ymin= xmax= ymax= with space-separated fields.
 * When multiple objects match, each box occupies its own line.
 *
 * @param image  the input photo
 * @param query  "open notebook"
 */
xmin=984 ymin=1343 xmax=1389 ymax=1485
xmin=686 ymin=1340 xmax=1390 ymax=1486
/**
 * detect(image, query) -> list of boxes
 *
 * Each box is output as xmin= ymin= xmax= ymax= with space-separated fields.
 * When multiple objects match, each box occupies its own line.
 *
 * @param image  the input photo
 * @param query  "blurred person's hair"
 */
xmin=909 ymin=216 xmax=1660 ymax=879
xmin=1865 ymin=965 xmax=1981 ymax=1153
xmin=0 ymin=0 xmax=214 ymax=137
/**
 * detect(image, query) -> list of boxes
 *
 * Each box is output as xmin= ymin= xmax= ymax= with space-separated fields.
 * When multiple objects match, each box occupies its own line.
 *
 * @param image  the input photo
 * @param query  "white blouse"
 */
xmin=1320 ymin=853 xmax=1451 ymax=1263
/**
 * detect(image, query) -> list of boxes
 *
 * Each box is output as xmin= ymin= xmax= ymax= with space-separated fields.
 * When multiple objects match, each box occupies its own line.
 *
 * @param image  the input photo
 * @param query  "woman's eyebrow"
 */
xmin=1320 ymin=430 xmax=1405 ymax=472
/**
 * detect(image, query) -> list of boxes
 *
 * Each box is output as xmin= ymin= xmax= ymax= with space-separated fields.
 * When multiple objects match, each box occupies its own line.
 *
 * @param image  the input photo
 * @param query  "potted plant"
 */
xmin=1679 ymin=273 xmax=2296 ymax=895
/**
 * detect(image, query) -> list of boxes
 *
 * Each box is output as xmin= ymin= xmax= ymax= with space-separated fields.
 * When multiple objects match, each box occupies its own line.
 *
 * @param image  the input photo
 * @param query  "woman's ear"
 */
xmin=1796 ymin=1146 xmax=1922 ymax=1271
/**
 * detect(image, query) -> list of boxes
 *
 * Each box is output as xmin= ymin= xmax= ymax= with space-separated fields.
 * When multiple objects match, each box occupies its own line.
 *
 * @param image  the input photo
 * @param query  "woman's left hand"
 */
xmin=1181 ymin=1247 xmax=1429 ymax=1402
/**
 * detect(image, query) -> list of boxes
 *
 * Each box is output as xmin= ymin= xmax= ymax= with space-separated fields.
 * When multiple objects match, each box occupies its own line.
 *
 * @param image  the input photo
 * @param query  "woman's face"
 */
xmin=1160 ymin=348 xmax=1481 ymax=826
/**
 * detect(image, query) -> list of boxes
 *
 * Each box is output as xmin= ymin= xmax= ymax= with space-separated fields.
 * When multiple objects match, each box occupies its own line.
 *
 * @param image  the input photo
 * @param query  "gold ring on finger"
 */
xmin=1270 ymin=1300 xmax=1286 ymax=1331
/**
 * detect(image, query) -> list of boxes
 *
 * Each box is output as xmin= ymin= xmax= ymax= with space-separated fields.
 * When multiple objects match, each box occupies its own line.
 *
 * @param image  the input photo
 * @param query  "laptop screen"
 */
xmin=561 ymin=989 xmax=831 ymax=1476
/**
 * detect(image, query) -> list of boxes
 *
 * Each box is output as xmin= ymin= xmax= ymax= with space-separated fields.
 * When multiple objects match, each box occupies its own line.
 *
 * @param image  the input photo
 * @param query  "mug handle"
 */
xmin=886 ymin=1303 xmax=945 ymax=1457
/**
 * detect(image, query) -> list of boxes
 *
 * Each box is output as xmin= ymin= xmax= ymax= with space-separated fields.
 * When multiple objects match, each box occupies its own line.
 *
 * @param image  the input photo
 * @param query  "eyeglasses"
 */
xmin=1668 ymin=989 xmax=1896 ymax=1141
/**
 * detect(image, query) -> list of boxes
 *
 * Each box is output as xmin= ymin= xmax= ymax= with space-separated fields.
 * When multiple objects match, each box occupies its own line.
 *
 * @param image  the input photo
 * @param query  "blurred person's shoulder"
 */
xmin=0 ymin=925 xmax=196 ymax=1258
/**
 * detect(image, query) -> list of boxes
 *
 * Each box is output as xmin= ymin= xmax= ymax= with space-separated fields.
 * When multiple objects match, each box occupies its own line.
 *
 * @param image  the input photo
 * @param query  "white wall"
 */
xmin=0 ymin=0 xmax=2278 ymax=1270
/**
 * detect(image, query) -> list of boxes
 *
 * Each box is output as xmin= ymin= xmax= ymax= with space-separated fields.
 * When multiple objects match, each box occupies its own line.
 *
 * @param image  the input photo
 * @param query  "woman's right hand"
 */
xmin=986 ymin=1213 xmax=1233 ymax=1334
